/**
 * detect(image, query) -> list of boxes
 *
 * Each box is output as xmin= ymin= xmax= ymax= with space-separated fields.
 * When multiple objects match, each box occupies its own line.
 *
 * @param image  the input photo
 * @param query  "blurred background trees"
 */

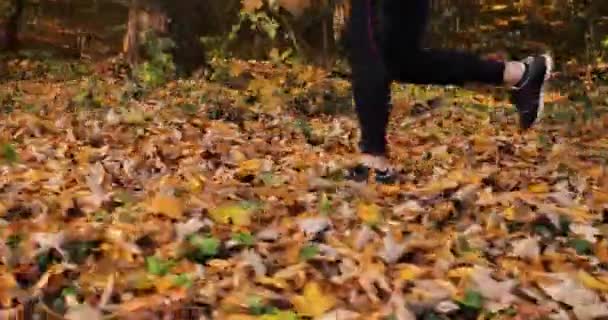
xmin=0 ymin=0 xmax=607 ymax=78
xmin=0 ymin=0 xmax=24 ymax=50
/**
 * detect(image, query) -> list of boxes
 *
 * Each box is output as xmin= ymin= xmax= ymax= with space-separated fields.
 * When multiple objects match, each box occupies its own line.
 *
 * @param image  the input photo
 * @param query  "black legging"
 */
xmin=347 ymin=0 xmax=506 ymax=156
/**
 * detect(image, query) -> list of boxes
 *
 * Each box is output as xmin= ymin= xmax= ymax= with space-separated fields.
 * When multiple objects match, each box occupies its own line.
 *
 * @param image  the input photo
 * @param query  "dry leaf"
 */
xmin=397 ymin=264 xmax=425 ymax=281
xmin=147 ymin=194 xmax=183 ymax=218
xmin=3 ymin=35 xmax=606 ymax=320
xmin=511 ymin=237 xmax=540 ymax=260
xmin=297 ymin=217 xmax=330 ymax=236
xmin=357 ymin=203 xmax=382 ymax=225
xmin=175 ymin=218 xmax=206 ymax=242
xmin=379 ymin=233 xmax=406 ymax=264
xmin=317 ymin=309 xmax=360 ymax=320
xmin=236 ymin=159 xmax=263 ymax=178
xmin=469 ymin=267 xmax=517 ymax=306
xmin=292 ymin=282 xmax=337 ymax=317
xmin=528 ymin=183 xmax=550 ymax=193
xmin=539 ymin=273 xmax=601 ymax=307
xmin=64 ymin=303 xmax=102 ymax=320
xmin=577 ymin=270 xmax=608 ymax=292
xmin=242 ymin=0 xmax=263 ymax=13
xmin=209 ymin=203 xmax=253 ymax=226
xmin=571 ymin=224 xmax=600 ymax=243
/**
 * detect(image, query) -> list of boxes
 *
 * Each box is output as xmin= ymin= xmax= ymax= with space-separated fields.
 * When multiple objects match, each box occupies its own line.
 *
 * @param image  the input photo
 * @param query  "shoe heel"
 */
xmin=542 ymin=53 xmax=554 ymax=81
xmin=537 ymin=54 xmax=554 ymax=122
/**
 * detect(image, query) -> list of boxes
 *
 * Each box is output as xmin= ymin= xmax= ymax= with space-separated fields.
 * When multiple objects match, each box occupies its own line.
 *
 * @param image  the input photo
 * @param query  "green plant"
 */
xmin=134 ymin=32 xmax=177 ymax=88
xmin=145 ymin=256 xmax=176 ymax=276
xmin=1 ymin=143 xmax=18 ymax=164
xmin=231 ymin=10 xmax=280 ymax=44
xmin=227 ymin=1 xmax=298 ymax=60
xmin=72 ymin=77 xmax=103 ymax=109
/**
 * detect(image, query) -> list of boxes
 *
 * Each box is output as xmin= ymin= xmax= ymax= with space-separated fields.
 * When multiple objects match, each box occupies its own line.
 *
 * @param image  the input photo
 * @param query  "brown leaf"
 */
xmin=147 ymin=194 xmax=184 ymax=218
xmin=242 ymin=0 xmax=264 ymax=13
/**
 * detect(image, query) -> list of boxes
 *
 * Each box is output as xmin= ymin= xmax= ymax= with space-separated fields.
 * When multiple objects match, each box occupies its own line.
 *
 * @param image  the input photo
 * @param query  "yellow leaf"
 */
xmin=229 ymin=149 xmax=247 ymax=164
xmin=187 ymin=175 xmax=205 ymax=192
xmin=242 ymin=0 xmax=263 ymax=13
xmin=398 ymin=264 xmax=424 ymax=281
xmin=236 ymin=159 xmax=263 ymax=178
xmin=291 ymin=282 xmax=337 ymax=317
xmin=596 ymin=239 xmax=608 ymax=263
xmin=528 ymin=183 xmax=549 ymax=193
xmin=229 ymin=61 xmax=247 ymax=77
xmin=578 ymin=270 xmax=608 ymax=292
xmin=122 ymin=109 xmax=146 ymax=124
xmin=503 ymin=207 xmax=515 ymax=221
xmin=209 ymin=203 xmax=252 ymax=226
xmin=460 ymin=251 xmax=487 ymax=265
xmin=379 ymin=184 xmax=401 ymax=196
xmin=256 ymin=276 xmax=289 ymax=289
xmin=357 ymin=202 xmax=382 ymax=225
xmin=154 ymin=275 xmax=176 ymax=293
xmin=447 ymin=267 xmax=474 ymax=279
xmin=472 ymin=135 xmax=495 ymax=153
xmin=148 ymin=194 xmax=183 ymax=218
xmin=418 ymin=179 xmax=459 ymax=195
xmin=76 ymin=148 xmax=91 ymax=165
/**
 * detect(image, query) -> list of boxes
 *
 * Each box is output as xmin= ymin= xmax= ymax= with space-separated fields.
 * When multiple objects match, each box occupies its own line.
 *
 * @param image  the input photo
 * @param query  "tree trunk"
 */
xmin=0 ymin=0 xmax=25 ymax=51
xmin=123 ymin=0 xmax=207 ymax=77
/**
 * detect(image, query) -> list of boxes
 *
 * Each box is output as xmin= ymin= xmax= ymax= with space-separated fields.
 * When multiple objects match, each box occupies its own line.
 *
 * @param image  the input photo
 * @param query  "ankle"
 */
xmin=360 ymin=154 xmax=392 ymax=171
xmin=504 ymin=61 xmax=526 ymax=87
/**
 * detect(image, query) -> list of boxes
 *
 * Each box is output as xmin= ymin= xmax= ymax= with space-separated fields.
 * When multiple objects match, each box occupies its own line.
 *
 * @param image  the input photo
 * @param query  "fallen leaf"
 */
xmin=511 ymin=237 xmax=540 ymax=260
xmin=357 ymin=202 xmax=382 ymax=225
xmin=571 ymin=224 xmax=601 ymax=243
xmin=291 ymin=282 xmax=337 ymax=317
xmin=469 ymin=267 xmax=517 ymax=306
xmin=296 ymin=216 xmax=330 ymax=236
xmin=529 ymin=183 xmax=550 ymax=193
xmin=236 ymin=159 xmax=263 ymax=179
xmin=573 ymin=303 xmax=608 ymax=320
xmin=539 ymin=273 xmax=601 ymax=307
xmin=147 ymin=194 xmax=183 ymax=218
xmin=388 ymin=291 xmax=416 ymax=320
xmin=175 ymin=218 xmax=206 ymax=242
xmin=209 ymin=202 xmax=253 ymax=226
xmin=379 ymin=233 xmax=406 ymax=264
xmin=578 ymin=270 xmax=608 ymax=292
xmin=31 ymin=231 xmax=66 ymax=257
xmin=64 ymin=303 xmax=102 ymax=320
xmin=241 ymin=249 xmax=267 ymax=277
xmin=397 ymin=264 xmax=425 ymax=281
xmin=317 ymin=309 xmax=360 ymax=320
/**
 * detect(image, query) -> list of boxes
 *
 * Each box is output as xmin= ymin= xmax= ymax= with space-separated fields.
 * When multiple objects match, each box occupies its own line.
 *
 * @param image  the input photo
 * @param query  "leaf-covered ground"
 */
xmin=2 ymin=56 xmax=608 ymax=320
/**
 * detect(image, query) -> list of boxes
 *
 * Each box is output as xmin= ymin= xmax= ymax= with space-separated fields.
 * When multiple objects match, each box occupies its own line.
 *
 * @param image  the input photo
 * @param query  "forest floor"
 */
xmin=1 ymin=55 xmax=608 ymax=320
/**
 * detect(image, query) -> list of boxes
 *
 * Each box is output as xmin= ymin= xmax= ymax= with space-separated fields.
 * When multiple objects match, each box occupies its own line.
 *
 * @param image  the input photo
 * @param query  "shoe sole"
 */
xmin=535 ymin=53 xmax=554 ymax=126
